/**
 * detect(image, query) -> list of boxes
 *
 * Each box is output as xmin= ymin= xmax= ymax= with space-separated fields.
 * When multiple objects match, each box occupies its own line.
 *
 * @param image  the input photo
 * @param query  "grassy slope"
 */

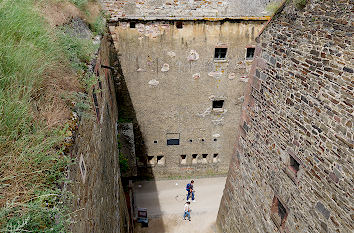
xmin=0 ymin=0 xmax=103 ymax=231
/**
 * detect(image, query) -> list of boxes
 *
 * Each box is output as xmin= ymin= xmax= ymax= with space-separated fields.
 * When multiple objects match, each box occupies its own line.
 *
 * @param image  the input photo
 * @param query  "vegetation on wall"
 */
xmin=0 ymin=0 xmax=103 ymax=231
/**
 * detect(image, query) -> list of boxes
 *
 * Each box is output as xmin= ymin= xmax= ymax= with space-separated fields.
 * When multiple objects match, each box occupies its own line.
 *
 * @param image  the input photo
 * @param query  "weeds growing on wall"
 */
xmin=293 ymin=0 xmax=307 ymax=10
xmin=0 ymin=0 xmax=99 ymax=231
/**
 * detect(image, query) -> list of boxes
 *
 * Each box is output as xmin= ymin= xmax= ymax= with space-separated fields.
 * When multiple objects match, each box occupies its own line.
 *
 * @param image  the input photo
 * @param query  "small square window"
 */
xmin=176 ymin=21 xmax=183 ymax=29
xmin=213 ymin=153 xmax=219 ymax=163
xmin=271 ymin=196 xmax=289 ymax=230
xmin=154 ymin=140 xmax=158 ymax=144
xmin=213 ymin=138 xmax=217 ymax=142
xmin=180 ymin=155 xmax=186 ymax=164
xmin=213 ymin=100 xmax=224 ymax=109
xmin=189 ymin=139 xmax=193 ymax=142
xmin=157 ymin=155 xmax=165 ymax=165
xmin=214 ymin=48 xmax=227 ymax=60
xmin=246 ymin=47 xmax=255 ymax=60
xmin=192 ymin=154 xmax=198 ymax=164
xmin=130 ymin=22 xmax=136 ymax=28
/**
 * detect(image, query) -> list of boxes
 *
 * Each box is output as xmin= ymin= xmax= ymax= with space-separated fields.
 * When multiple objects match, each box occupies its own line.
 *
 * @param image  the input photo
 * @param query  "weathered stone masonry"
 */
xmin=69 ymin=35 xmax=131 ymax=233
xmin=217 ymin=1 xmax=353 ymax=233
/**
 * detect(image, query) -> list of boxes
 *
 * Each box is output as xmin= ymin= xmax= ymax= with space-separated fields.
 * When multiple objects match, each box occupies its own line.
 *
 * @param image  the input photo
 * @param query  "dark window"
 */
xmin=181 ymin=155 xmax=186 ymax=160
xmin=271 ymin=197 xmax=289 ymax=229
xmin=192 ymin=154 xmax=198 ymax=159
xmin=290 ymin=156 xmax=300 ymax=173
xmin=213 ymin=100 xmax=224 ymax=109
xmin=214 ymin=138 xmax=217 ymax=142
xmin=201 ymin=139 xmax=205 ymax=142
xmin=202 ymin=154 xmax=207 ymax=159
xmin=130 ymin=22 xmax=136 ymax=28
xmin=167 ymin=139 xmax=180 ymax=145
xmin=176 ymin=21 xmax=183 ymax=29
xmin=154 ymin=140 xmax=158 ymax=144
xmin=246 ymin=47 xmax=255 ymax=60
xmin=214 ymin=48 xmax=227 ymax=59
xmin=278 ymin=201 xmax=287 ymax=222
xmin=189 ymin=139 xmax=193 ymax=142
xmin=167 ymin=133 xmax=180 ymax=145
xmin=92 ymin=88 xmax=100 ymax=120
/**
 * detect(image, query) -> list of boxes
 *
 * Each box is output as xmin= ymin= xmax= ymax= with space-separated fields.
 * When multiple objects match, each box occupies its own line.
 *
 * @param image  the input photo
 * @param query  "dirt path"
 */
xmin=133 ymin=177 xmax=226 ymax=233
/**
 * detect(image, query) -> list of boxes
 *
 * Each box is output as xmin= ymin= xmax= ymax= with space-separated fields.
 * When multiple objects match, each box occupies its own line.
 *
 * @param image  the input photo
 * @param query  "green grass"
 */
xmin=0 ymin=0 xmax=98 ymax=231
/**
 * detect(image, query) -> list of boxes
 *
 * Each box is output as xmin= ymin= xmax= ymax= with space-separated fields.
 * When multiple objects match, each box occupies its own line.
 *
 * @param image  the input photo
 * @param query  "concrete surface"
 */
xmin=133 ymin=176 xmax=226 ymax=233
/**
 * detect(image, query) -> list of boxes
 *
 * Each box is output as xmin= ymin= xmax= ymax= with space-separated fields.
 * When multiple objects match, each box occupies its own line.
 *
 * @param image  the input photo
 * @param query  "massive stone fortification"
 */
xmin=102 ymin=0 xmax=271 ymax=20
xmin=102 ymin=0 xmax=271 ymax=177
xmin=217 ymin=0 xmax=353 ymax=232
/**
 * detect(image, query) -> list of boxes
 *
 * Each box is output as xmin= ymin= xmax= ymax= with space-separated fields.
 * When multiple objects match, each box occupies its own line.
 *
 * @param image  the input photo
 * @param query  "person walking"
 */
xmin=186 ymin=180 xmax=195 ymax=202
xmin=183 ymin=201 xmax=191 ymax=221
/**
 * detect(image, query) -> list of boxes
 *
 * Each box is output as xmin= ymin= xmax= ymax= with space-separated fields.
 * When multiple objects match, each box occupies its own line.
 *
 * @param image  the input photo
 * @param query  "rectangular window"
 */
xmin=176 ymin=21 xmax=183 ymax=29
xmin=167 ymin=133 xmax=180 ymax=145
xmin=271 ymin=196 xmax=289 ymax=230
xmin=92 ymin=88 xmax=100 ymax=121
xmin=290 ymin=155 xmax=300 ymax=174
xmin=180 ymin=155 xmax=187 ymax=164
xmin=130 ymin=22 xmax=136 ymax=28
xmin=214 ymin=48 xmax=227 ymax=60
xmin=246 ymin=47 xmax=255 ymax=60
xmin=213 ymin=100 xmax=224 ymax=109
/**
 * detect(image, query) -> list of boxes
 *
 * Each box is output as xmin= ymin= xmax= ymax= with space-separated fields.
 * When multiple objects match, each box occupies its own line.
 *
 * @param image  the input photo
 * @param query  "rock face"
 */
xmin=217 ymin=1 xmax=353 ymax=233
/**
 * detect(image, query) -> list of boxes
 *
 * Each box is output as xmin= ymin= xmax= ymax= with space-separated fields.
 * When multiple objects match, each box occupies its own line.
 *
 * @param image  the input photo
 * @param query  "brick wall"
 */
xmin=217 ymin=1 xmax=353 ymax=232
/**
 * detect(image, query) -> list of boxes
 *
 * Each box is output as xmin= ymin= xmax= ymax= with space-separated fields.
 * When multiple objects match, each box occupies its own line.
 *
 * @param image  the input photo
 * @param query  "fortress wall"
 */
xmin=217 ymin=1 xmax=353 ymax=232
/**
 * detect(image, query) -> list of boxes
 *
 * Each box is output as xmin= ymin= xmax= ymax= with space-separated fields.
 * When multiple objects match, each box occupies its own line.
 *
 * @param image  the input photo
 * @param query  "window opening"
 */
xmin=130 ymin=22 xmax=136 ymax=28
xmin=154 ymin=140 xmax=158 ymax=144
xmin=201 ymin=139 xmax=205 ymax=142
xmin=214 ymin=48 xmax=227 ymax=60
xmin=214 ymin=138 xmax=217 ymax=142
xmin=192 ymin=154 xmax=198 ymax=164
xmin=167 ymin=133 xmax=180 ymax=145
xmin=180 ymin=155 xmax=187 ymax=164
xmin=213 ymin=153 xmax=219 ymax=163
xmin=246 ymin=47 xmax=255 ymax=60
xmin=189 ymin=139 xmax=193 ymax=142
xmin=92 ymin=88 xmax=100 ymax=120
xmin=202 ymin=154 xmax=208 ymax=164
xmin=148 ymin=156 xmax=155 ymax=165
xmin=271 ymin=197 xmax=289 ymax=229
xmin=176 ymin=21 xmax=183 ymax=29
xmin=213 ymin=100 xmax=224 ymax=109
xmin=290 ymin=155 xmax=300 ymax=174
xmin=157 ymin=155 xmax=165 ymax=165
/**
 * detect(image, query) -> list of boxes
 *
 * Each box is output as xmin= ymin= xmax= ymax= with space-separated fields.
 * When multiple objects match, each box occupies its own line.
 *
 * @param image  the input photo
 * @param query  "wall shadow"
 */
xmin=111 ymin=38 xmax=165 ymax=233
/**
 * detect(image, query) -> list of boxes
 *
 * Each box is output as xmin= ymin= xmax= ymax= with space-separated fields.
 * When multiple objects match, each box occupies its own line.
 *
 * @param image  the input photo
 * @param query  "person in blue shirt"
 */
xmin=186 ymin=180 xmax=195 ymax=202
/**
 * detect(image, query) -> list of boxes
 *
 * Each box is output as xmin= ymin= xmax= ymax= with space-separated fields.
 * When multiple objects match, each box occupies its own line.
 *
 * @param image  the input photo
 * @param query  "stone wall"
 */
xmin=109 ymin=20 xmax=266 ymax=177
xmin=217 ymin=1 xmax=353 ymax=232
xmin=69 ymin=34 xmax=132 ymax=233
xmin=101 ymin=0 xmax=273 ymax=21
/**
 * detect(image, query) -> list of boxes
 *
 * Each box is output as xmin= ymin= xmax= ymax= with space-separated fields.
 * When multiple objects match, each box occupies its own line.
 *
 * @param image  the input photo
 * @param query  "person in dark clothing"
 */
xmin=186 ymin=180 xmax=195 ymax=202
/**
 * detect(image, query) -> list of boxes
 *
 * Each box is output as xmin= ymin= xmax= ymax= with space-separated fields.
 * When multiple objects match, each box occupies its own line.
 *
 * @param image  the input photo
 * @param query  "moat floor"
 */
xmin=133 ymin=176 xmax=226 ymax=233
